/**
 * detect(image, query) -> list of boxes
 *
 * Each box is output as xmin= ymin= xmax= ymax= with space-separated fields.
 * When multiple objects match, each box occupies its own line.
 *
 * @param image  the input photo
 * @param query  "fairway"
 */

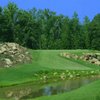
xmin=32 ymin=50 xmax=92 ymax=70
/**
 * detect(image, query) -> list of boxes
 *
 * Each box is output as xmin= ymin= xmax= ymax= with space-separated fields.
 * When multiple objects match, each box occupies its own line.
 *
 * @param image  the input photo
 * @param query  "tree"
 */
xmin=83 ymin=16 xmax=90 ymax=48
xmin=0 ymin=2 xmax=99 ymax=50
xmin=61 ymin=16 xmax=71 ymax=49
xmin=0 ymin=6 xmax=3 ymax=41
xmin=2 ymin=2 xmax=18 ymax=42
xmin=89 ymin=14 xmax=100 ymax=50
xmin=69 ymin=12 xmax=81 ymax=49
xmin=15 ymin=10 xmax=41 ymax=49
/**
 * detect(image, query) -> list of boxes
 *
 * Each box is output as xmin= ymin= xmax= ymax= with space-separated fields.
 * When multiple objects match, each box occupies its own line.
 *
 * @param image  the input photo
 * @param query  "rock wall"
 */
xmin=0 ymin=43 xmax=32 ymax=68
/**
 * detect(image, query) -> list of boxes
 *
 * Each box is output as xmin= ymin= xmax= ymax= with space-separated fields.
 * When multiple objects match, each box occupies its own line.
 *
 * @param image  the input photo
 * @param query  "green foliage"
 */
xmin=0 ymin=2 xmax=100 ymax=50
xmin=89 ymin=14 xmax=100 ymax=50
xmin=82 ymin=16 xmax=90 ymax=48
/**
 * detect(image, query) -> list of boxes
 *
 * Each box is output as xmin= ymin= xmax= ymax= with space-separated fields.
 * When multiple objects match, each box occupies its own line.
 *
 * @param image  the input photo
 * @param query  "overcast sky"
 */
xmin=0 ymin=0 xmax=100 ymax=22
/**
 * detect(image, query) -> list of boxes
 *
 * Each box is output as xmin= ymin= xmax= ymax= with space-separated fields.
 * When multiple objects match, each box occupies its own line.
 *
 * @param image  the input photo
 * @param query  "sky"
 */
xmin=0 ymin=0 xmax=100 ymax=22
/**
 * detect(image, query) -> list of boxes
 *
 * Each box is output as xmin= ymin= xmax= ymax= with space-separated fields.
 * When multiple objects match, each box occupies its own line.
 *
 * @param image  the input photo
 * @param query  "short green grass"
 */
xmin=31 ymin=50 xmax=100 ymax=70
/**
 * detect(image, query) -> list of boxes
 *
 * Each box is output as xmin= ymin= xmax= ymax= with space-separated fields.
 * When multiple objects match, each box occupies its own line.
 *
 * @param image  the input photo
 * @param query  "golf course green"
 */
xmin=0 ymin=50 xmax=100 ymax=100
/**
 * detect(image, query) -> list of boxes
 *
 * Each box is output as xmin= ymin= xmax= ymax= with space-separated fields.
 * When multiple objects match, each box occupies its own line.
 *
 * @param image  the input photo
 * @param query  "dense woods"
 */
xmin=0 ymin=3 xmax=100 ymax=50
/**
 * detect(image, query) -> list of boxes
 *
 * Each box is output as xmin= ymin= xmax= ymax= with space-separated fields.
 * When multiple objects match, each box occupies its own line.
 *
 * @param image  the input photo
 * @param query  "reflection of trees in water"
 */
xmin=1 ymin=75 xmax=100 ymax=99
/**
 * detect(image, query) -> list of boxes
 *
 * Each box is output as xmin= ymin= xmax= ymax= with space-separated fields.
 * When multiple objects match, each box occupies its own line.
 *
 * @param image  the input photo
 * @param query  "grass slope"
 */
xmin=0 ymin=50 xmax=99 ymax=86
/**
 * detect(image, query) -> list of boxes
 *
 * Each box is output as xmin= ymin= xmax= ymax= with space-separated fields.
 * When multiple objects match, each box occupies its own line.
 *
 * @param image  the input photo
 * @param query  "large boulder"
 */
xmin=0 ymin=43 xmax=32 ymax=68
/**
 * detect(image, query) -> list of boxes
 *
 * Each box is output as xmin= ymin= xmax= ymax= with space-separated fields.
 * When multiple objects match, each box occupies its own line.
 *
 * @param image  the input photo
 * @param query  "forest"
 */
xmin=0 ymin=2 xmax=100 ymax=50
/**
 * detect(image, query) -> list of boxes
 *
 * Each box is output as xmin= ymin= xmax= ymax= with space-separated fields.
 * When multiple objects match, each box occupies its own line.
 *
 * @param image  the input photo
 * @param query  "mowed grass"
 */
xmin=0 ymin=50 xmax=99 ymax=86
xmin=31 ymin=50 xmax=91 ymax=70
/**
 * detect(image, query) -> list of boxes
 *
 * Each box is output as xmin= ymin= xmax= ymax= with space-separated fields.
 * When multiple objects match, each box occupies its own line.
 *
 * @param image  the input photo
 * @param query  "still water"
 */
xmin=0 ymin=75 xmax=100 ymax=100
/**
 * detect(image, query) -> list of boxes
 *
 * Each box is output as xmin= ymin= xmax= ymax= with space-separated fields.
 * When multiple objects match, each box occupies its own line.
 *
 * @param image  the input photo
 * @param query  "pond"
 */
xmin=0 ymin=75 xmax=100 ymax=100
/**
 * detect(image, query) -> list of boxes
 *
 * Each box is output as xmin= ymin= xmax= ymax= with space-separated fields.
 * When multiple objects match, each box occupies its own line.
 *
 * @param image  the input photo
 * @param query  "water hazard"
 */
xmin=0 ymin=75 xmax=100 ymax=100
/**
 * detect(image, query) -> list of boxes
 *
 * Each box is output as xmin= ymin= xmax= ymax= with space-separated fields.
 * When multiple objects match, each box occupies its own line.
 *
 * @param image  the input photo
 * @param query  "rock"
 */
xmin=97 ymin=56 xmax=100 ymax=61
xmin=65 ymin=54 xmax=71 ymax=58
xmin=90 ymin=58 xmax=98 ymax=63
xmin=73 ymin=55 xmax=79 ymax=60
xmin=6 ymin=91 xmax=13 ymax=97
xmin=95 ymin=61 xmax=100 ymax=66
xmin=63 ymin=53 xmax=67 ymax=57
xmin=0 ymin=47 xmax=6 ymax=54
xmin=84 ymin=55 xmax=90 ymax=60
xmin=0 ymin=42 xmax=32 ymax=68
xmin=80 ymin=55 xmax=83 ymax=58
xmin=82 ymin=53 xmax=100 ymax=66
xmin=4 ymin=58 xmax=12 ymax=65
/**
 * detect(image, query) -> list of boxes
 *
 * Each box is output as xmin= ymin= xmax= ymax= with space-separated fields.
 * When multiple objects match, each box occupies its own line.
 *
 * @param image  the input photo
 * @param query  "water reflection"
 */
xmin=0 ymin=75 xmax=100 ymax=100
xmin=22 ymin=75 xmax=100 ymax=99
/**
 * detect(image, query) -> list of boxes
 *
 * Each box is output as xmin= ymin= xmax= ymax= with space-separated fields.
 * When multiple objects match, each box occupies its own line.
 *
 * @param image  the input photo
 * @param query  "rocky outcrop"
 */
xmin=0 ymin=43 xmax=32 ymax=68
xmin=60 ymin=52 xmax=100 ymax=66
xmin=81 ymin=53 xmax=100 ymax=66
xmin=60 ymin=53 xmax=79 ymax=60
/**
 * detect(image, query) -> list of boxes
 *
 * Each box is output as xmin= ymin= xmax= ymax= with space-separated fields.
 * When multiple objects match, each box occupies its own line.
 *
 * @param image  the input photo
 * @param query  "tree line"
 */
xmin=0 ymin=2 xmax=100 ymax=50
